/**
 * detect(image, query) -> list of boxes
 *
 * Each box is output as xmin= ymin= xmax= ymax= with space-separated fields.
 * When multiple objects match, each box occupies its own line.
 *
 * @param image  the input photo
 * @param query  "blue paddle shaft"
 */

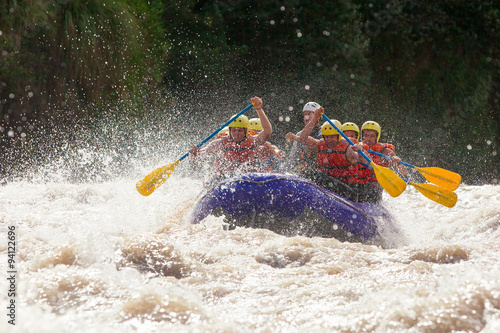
xmin=179 ymin=104 xmax=254 ymax=162
xmin=367 ymin=149 xmax=413 ymax=169
xmin=321 ymin=114 xmax=373 ymax=163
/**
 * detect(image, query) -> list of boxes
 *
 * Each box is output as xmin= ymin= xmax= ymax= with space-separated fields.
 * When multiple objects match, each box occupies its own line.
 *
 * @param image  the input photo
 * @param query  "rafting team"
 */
xmin=189 ymin=96 xmax=406 ymax=203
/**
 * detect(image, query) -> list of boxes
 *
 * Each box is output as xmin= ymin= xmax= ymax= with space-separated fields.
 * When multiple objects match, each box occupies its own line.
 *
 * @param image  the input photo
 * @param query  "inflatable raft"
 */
xmin=191 ymin=173 xmax=395 ymax=242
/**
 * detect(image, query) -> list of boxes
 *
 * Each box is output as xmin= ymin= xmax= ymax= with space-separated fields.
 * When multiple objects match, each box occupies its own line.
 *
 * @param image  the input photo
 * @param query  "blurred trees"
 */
xmin=1 ymin=0 xmax=499 ymax=182
xmin=0 ymin=0 xmax=166 ymax=129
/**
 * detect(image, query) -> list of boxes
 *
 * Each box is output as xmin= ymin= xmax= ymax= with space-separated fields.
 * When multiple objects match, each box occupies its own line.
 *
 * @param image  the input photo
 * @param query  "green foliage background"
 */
xmin=1 ymin=0 xmax=499 ymax=183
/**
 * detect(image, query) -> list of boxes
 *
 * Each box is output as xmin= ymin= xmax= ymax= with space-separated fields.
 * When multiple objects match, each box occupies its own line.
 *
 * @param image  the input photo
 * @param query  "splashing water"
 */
xmin=1 ymin=121 xmax=500 ymax=333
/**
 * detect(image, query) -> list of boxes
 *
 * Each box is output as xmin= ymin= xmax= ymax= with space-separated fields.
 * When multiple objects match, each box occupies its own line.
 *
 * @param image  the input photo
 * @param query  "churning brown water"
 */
xmin=1 ymin=173 xmax=499 ymax=332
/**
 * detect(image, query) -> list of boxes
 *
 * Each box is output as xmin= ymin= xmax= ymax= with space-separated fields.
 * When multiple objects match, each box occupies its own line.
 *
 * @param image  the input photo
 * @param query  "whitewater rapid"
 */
xmin=1 ymin=170 xmax=500 ymax=332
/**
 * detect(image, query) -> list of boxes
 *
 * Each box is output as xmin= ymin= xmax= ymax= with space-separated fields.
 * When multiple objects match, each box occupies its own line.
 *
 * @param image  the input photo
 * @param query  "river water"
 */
xmin=1 ymin=145 xmax=500 ymax=332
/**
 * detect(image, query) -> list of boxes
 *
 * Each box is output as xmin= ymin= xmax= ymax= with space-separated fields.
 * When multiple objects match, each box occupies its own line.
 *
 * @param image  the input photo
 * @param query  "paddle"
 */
xmin=359 ymin=163 xmax=457 ymax=208
xmin=368 ymin=149 xmax=461 ymax=191
xmin=136 ymin=104 xmax=254 ymax=196
xmin=406 ymin=181 xmax=458 ymax=208
xmin=322 ymin=114 xmax=407 ymax=197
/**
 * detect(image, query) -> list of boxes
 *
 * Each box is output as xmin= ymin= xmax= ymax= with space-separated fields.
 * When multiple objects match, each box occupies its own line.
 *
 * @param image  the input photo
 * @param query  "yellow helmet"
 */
xmin=361 ymin=121 xmax=381 ymax=143
xmin=228 ymin=115 xmax=249 ymax=129
xmin=248 ymin=118 xmax=263 ymax=131
xmin=321 ymin=120 xmax=341 ymax=137
xmin=341 ymin=122 xmax=360 ymax=140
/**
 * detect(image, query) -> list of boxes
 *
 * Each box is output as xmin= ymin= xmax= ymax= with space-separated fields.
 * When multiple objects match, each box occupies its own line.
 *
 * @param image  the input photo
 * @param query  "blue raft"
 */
xmin=191 ymin=173 xmax=394 ymax=241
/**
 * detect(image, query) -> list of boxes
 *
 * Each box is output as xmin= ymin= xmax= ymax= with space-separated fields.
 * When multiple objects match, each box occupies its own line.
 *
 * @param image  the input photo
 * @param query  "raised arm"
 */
xmin=299 ymin=107 xmax=323 ymax=143
xmin=296 ymin=107 xmax=323 ymax=150
xmin=252 ymin=96 xmax=273 ymax=146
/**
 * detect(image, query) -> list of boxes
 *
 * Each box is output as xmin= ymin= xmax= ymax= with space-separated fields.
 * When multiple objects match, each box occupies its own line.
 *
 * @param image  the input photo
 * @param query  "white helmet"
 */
xmin=303 ymin=101 xmax=321 ymax=112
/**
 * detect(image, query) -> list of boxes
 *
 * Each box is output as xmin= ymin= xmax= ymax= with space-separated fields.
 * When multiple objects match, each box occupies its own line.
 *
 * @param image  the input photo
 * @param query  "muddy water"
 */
xmin=1 ymin=172 xmax=499 ymax=332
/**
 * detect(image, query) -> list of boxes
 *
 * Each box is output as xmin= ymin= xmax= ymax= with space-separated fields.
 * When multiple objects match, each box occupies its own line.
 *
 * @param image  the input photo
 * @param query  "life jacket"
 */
xmin=298 ymin=147 xmax=316 ymax=172
xmin=317 ymin=140 xmax=357 ymax=183
xmin=213 ymin=137 xmax=257 ymax=176
xmin=358 ymin=142 xmax=395 ymax=183
xmin=348 ymin=142 xmax=370 ymax=184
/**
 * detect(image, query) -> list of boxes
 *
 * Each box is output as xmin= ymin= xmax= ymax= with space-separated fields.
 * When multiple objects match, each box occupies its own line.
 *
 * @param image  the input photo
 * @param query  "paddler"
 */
xmin=357 ymin=120 xmax=406 ymax=203
xmin=282 ymin=101 xmax=326 ymax=180
xmin=292 ymin=107 xmax=364 ymax=201
xmin=188 ymin=96 xmax=272 ymax=183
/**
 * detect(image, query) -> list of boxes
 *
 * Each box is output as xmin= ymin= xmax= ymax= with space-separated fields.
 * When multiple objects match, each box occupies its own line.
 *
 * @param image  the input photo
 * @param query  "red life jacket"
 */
xmin=213 ymin=137 xmax=257 ymax=176
xmin=317 ymin=140 xmax=357 ymax=183
xmin=347 ymin=142 xmax=369 ymax=184
xmin=359 ymin=142 xmax=395 ymax=183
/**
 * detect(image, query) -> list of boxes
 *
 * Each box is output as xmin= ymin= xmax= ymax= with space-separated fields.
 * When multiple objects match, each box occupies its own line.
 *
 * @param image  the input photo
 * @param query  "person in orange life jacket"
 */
xmin=357 ymin=120 xmax=406 ymax=203
xmin=188 ymin=97 xmax=272 ymax=182
xmin=295 ymin=107 xmax=365 ymax=201
xmin=340 ymin=121 xmax=369 ymax=191
xmin=282 ymin=101 xmax=324 ymax=180
xmin=248 ymin=118 xmax=285 ymax=172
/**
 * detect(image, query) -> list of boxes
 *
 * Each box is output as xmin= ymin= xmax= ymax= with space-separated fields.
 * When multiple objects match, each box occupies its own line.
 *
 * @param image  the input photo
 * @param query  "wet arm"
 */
xmin=299 ymin=107 xmax=323 ymax=143
xmin=253 ymin=97 xmax=272 ymax=146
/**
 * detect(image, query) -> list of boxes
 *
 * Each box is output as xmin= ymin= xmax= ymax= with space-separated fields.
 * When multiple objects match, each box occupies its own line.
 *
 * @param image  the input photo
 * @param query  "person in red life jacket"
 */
xmin=249 ymin=118 xmax=285 ymax=172
xmin=357 ymin=120 xmax=405 ymax=203
xmin=282 ymin=102 xmax=330 ymax=180
xmin=340 ymin=121 xmax=370 ymax=195
xmin=188 ymin=97 xmax=272 ymax=184
xmin=294 ymin=107 xmax=365 ymax=201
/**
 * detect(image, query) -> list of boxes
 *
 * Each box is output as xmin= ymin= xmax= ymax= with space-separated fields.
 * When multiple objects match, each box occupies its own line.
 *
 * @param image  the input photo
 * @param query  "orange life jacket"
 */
xmin=358 ymin=142 xmax=395 ymax=183
xmin=213 ymin=137 xmax=257 ymax=176
xmin=317 ymin=140 xmax=357 ymax=183
xmin=347 ymin=142 xmax=369 ymax=184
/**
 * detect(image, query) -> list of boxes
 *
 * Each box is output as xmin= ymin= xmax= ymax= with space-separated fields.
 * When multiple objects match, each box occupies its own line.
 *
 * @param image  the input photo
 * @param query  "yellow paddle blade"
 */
xmin=410 ymin=182 xmax=458 ymax=208
xmin=370 ymin=162 xmax=407 ymax=197
xmin=414 ymin=166 xmax=461 ymax=191
xmin=136 ymin=160 xmax=180 ymax=196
